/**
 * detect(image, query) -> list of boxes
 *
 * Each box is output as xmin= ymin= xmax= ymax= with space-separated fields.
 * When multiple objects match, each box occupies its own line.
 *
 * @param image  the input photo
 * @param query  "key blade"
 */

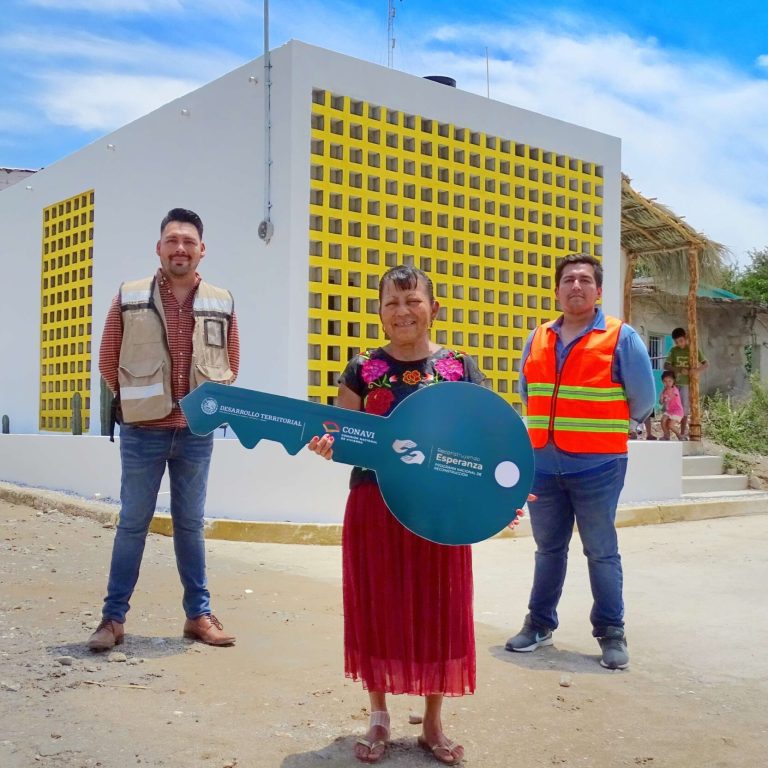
xmin=182 ymin=382 xmax=391 ymax=466
xmin=181 ymin=382 xmax=308 ymax=454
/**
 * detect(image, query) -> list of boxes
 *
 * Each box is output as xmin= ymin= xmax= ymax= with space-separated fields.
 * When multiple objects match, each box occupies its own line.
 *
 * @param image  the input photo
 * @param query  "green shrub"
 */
xmin=722 ymin=451 xmax=756 ymax=475
xmin=702 ymin=376 xmax=768 ymax=455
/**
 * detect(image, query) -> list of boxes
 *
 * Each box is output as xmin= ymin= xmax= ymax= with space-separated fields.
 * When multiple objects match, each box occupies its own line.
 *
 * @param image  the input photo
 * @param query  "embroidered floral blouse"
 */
xmin=339 ymin=346 xmax=486 ymax=488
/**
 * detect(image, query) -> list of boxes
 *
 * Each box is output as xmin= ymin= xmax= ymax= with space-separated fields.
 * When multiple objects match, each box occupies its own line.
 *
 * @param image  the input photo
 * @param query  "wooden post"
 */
xmin=623 ymin=251 xmax=636 ymax=323
xmin=687 ymin=245 xmax=702 ymax=441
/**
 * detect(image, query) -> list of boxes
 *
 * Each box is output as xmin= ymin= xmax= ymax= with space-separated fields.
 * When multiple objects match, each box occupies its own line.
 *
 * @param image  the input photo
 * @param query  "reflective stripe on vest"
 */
xmin=524 ymin=316 xmax=629 ymax=453
xmin=119 ymin=382 xmax=165 ymax=402
xmin=193 ymin=294 xmax=233 ymax=317
xmin=120 ymin=289 xmax=153 ymax=307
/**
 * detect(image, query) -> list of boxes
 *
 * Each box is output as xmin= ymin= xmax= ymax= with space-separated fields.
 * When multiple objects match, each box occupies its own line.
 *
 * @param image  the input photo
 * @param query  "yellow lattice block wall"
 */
xmin=308 ymin=90 xmax=604 ymax=406
xmin=39 ymin=190 xmax=94 ymax=432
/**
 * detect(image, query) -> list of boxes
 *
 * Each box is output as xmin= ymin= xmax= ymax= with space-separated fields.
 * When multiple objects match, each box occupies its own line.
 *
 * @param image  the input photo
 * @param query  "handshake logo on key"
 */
xmin=392 ymin=439 xmax=425 ymax=465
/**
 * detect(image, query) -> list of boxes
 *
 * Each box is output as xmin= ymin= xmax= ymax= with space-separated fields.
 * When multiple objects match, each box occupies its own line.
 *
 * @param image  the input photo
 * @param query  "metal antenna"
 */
xmin=387 ymin=0 xmax=401 ymax=68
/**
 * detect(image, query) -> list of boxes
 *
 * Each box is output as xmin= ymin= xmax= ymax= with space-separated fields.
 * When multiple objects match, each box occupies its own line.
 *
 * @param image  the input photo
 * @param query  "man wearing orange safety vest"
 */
xmin=505 ymin=254 xmax=655 ymax=670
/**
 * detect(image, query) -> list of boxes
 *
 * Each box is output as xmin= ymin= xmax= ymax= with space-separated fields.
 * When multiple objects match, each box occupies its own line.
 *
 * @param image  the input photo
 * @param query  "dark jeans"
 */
xmin=102 ymin=425 xmax=214 ymax=622
xmin=527 ymin=458 xmax=628 ymax=636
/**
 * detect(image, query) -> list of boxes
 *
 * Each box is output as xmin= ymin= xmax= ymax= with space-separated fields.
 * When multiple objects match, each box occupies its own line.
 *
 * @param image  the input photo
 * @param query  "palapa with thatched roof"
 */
xmin=620 ymin=174 xmax=729 ymax=440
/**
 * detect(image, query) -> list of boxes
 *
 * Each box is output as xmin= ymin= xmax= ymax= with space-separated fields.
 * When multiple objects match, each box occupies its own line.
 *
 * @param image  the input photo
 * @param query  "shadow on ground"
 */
xmin=48 ymin=635 xmax=193 ymax=661
xmin=487 ymin=644 xmax=619 ymax=675
xmin=281 ymin=735 xmax=440 ymax=767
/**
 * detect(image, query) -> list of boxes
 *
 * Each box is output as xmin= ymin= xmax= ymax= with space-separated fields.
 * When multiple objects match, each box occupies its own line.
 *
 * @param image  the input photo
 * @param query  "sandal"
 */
xmin=417 ymin=735 xmax=464 ymax=765
xmin=355 ymin=710 xmax=390 ymax=763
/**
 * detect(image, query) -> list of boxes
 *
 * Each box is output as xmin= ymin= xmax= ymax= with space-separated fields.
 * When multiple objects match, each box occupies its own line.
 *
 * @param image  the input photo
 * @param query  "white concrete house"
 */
xmin=0 ymin=41 xmax=682 ymax=521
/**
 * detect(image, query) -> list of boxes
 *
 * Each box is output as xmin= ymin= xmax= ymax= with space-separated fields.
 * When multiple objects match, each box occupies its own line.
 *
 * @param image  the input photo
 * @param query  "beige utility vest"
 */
xmin=118 ymin=276 xmax=234 ymax=423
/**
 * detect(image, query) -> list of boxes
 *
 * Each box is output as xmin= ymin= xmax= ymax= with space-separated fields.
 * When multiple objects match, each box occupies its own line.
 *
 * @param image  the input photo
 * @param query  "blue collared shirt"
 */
xmin=519 ymin=307 xmax=656 ymax=475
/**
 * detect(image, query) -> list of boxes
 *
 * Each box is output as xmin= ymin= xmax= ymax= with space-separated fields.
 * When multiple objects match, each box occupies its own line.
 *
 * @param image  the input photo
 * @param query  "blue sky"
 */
xmin=3 ymin=0 xmax=767 ymax=264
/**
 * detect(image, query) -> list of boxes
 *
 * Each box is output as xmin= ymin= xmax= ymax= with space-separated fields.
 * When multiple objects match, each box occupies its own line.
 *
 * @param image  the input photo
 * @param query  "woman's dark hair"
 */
xmin=554 ymin=253 xmax=603 ymax=288
xmin=378 ymin=265 xmax=434 ymax=304
xmin=160 ymin=208 xmax=204 ymax=239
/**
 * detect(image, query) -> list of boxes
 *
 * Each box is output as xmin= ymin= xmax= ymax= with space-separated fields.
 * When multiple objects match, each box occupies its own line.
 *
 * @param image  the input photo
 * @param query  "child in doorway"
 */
xmin=660 ymin=370 xmax=684 ymax=440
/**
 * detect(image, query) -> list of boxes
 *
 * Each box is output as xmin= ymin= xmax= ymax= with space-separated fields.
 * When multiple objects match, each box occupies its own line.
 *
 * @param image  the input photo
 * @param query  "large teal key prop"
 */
xmin=181 ymin=381 xmax=534 ymax=545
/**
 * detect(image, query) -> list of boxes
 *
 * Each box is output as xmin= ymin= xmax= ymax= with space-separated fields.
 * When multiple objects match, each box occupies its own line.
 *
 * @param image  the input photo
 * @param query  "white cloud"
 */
xmin=27 ymin=0 xmax=182 ymax=10
xmin=6 ymin=2 xmax=768 ymax=260
xmin=37 ymin=73 xmax=202 ymax=131
xmin=1 ymin=29 xmax=242 ymax=77
xmin=390 ymin=20 xmax=768 ymax=259
xmin=26 ymin=0 xmax=253 ymax=14
xmin=268 ymin=4 xmax=768 ymax=257
xmin=2 ymin=30 xmax=161 ymax=62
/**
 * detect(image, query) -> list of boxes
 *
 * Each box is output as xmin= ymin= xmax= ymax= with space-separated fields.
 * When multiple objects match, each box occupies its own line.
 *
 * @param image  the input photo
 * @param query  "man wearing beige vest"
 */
xmin=88 ymin=208 xmax=240 ymax=651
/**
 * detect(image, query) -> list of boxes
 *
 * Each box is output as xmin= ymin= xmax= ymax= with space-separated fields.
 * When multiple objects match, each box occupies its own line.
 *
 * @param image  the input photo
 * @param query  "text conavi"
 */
xmin=342 ymin=426 xmax=375 ymax=439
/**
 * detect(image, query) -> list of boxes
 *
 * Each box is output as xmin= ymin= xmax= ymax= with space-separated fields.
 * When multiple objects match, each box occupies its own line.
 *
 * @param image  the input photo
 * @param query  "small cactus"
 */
xmin=1 ymin=414 xmax=9 ymax=434
xmin=100 ymin=378 xmax=114 ymax=436
xmin=71 ymin=392 xmax=83 ymax=435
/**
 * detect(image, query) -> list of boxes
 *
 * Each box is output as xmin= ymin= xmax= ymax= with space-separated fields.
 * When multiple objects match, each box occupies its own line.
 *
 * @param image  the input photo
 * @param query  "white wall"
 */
xmin=0 ymin=433 xmax=681 ymax=522
xmin=620 ymin=440 xmax=681 ymax=502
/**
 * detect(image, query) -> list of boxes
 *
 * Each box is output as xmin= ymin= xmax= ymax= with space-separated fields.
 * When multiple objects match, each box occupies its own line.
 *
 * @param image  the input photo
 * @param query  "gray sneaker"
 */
xmin=598 ymin=627 xmax=629 ymax=669
xmin=505 ymin=617 xmax=554 ymax=652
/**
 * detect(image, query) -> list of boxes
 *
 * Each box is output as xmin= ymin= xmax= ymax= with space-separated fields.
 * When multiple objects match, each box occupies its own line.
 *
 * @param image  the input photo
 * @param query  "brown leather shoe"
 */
xmin=87 ymin=618 xmax=125 ymax=651
xmin=183 ymin=614 xmax=235 ymax=646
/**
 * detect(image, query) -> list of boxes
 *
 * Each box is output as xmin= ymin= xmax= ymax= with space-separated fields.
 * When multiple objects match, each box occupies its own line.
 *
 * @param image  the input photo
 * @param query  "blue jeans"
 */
xmin=526 ymin=458 xmax=628 ymax=637
xmin=102 ymin=425 xmax=214 ymax=623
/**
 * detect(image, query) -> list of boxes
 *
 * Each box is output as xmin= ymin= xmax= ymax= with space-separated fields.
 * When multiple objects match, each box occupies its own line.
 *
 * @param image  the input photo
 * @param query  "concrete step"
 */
xmin=683 ymin=455 xmax=724 ymax=476
xmin=682 ymin=474 xmax=749 ymax=494
xmin=681 ymin=489 xmax=768 ymax=500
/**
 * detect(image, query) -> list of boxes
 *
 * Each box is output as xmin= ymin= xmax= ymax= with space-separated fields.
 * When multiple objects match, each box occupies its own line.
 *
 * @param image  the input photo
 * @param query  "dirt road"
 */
xmin=1 ymin=496 xmax=766 ymax=767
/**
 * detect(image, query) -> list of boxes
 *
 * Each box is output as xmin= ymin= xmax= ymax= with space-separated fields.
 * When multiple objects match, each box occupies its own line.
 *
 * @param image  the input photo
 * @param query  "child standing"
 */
xmin=663 ymin=327 xmax=708 ymax=439
xmin=660 ymin=370 xmax=685 ymax=440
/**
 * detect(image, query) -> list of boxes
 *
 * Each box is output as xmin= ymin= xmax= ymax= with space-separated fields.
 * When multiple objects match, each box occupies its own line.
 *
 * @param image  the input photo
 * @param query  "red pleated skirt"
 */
xmin=342 ymin=482 xmax=476 ymax=696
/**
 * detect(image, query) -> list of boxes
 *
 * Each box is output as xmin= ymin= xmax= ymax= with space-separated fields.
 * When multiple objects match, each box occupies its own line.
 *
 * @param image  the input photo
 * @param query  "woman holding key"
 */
xmin=309 ymin=264 xmax=513 ymax=765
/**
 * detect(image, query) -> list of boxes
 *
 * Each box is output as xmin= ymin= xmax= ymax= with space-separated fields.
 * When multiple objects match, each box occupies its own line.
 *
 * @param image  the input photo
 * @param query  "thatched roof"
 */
xmin=621 ymin=173 xmax=729 ymax=284
xmin=621 ymin=174 xmax=728 ymax=442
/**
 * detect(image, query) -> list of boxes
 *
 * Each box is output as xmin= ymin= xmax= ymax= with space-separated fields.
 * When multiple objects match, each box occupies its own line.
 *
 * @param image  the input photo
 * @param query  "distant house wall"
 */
xmin=0 ymin=168 xmax=37 ymax=191
xmin=631 ymin=291 xmax=768 ymax=399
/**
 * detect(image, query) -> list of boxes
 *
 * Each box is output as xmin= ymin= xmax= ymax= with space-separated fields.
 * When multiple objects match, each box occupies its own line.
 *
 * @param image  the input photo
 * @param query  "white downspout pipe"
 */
xmin=258 ymin=0 xmax=274 ymax=244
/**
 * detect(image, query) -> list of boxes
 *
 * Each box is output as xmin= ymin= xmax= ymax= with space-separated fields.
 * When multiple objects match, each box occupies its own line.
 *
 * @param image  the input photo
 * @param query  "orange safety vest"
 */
xmin=524 ymin=316 xmax=629 ymax=453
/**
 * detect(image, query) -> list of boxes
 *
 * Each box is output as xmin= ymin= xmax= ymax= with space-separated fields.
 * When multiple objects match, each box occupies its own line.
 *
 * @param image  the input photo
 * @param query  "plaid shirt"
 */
xmin=99 ymin=269 xmax=240 ymax=428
